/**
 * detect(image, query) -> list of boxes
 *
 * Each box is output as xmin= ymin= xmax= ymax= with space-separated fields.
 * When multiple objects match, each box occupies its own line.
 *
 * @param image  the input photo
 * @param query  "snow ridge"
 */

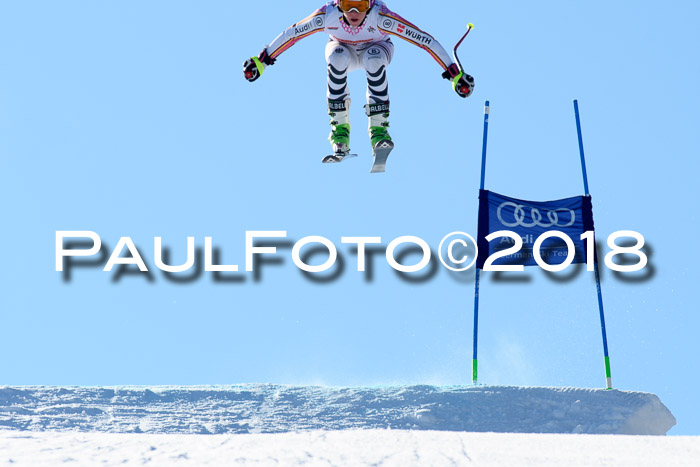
xmin=0 ymin=385 xmax=676 ymax=435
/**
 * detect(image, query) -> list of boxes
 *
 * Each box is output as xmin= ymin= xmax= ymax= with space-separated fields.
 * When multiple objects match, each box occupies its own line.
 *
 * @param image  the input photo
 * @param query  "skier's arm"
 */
xmin=377 ymin=6 xmax=474 ymax=97
xmin=267 ymin=6 xmax=327 ymax=60
xmin=243 ymin=6 xmax=327 ymax=82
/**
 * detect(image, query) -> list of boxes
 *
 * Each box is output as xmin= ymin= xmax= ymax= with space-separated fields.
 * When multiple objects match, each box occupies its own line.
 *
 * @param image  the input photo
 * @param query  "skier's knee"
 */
xmin=362 ymin=47 xmax=389 ymax=74
xmin=327 ymin=46 xmax=351 ymax=70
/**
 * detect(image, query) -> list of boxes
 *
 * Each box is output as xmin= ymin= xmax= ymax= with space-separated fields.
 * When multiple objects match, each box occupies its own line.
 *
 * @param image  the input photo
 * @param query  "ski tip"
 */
xmin=468 ymin=23 xmax=474 ymax=29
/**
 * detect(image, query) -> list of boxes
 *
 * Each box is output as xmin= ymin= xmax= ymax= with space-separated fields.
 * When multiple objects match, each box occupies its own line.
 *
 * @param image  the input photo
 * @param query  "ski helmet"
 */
xmin=337 ymin=0 xmax=373 ymax=13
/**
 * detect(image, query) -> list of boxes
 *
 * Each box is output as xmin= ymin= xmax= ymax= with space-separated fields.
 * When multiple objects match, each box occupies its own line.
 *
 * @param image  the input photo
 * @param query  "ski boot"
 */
xmin=322 ymin=99 xmax=357 ymax=163
xmin=366 ymin=100 xmax=393 ymax=173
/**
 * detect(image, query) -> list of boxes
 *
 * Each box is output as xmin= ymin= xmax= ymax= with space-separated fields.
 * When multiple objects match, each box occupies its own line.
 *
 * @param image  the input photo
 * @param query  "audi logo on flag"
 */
xmin=496 ymin=202 xmax=576 ymax=228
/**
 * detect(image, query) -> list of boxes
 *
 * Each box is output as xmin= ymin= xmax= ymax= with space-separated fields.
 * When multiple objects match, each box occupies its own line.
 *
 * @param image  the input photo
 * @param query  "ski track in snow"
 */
xmin=0 ymin=385 xmax=676 ymax=435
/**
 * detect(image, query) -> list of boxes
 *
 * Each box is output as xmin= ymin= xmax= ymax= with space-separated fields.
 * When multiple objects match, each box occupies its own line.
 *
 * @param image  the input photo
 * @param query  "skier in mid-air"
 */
xmin=243 ymin=0 xmax=474 ymax=172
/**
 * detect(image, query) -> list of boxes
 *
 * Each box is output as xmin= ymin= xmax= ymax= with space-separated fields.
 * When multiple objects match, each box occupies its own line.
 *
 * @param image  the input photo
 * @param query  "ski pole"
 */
xmin=452 ymin=23 xmax=474 ymax=73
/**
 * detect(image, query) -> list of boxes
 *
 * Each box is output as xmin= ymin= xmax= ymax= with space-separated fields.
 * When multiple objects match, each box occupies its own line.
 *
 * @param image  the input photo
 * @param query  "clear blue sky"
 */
xmin=1 ymin=1 xmax=698 ymax=435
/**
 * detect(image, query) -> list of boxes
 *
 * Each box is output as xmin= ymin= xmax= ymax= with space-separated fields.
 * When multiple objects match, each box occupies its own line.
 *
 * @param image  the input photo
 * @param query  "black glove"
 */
xmin=243 ymin=48 xmax=276 ymax=82
xmin=454 ymin=73 xmax=475 ymax=98
xmin=442 ymin=63 xmax=475 ymax=98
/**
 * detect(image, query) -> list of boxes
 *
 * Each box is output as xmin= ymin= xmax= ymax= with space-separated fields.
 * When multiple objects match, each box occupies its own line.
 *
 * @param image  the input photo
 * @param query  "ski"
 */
xmin=370 ymin=140 xmax=394 ymax=173
xmin=322 ymin=152 xmax=357 ymax=163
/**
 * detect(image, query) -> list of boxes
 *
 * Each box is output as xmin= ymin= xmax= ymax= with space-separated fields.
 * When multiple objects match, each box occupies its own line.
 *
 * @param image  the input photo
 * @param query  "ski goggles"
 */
xmin=338 ymin=0 xmax=371 ymax=13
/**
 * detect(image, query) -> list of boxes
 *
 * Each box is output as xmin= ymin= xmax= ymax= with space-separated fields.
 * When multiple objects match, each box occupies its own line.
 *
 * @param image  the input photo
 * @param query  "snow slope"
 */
xmin=2 ymin=430 xmax=700 ymax=466
xmin=0 ymin=385 xmax=675 ymax=435
xmin=1 ymin=385 xmax=691 ymax=466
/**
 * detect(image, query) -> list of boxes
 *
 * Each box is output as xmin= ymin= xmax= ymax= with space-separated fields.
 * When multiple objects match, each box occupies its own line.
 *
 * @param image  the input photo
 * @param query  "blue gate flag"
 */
xmin=476 ymin=189 xmax=594 ymax=269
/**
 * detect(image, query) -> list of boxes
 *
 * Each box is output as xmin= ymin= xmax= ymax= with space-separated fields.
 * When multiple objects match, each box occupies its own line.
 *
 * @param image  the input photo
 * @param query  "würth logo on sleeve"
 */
xmin=397 ymin=23 xmax=405 ymax=33
xmin=402 ymin=27 xmax=433 ymax=45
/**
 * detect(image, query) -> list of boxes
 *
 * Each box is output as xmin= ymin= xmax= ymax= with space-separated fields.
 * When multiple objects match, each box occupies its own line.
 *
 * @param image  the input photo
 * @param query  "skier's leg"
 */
xmin=326 ymin=40 xmax=352 ymax=102
xmin=325 ymin=41 xmax=356 ymax=154
xmin=362 ymin=42 xmax=392 ymax=104
xmin=361 ymin=42 xmax=394 ymax=148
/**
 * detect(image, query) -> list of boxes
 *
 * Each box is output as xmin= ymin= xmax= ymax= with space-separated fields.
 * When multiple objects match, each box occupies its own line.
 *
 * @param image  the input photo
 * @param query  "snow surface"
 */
xmin=0 ymin=385 xmax=675 ymax=435
xmin=1 ymin=385 xmax=691 ymax=466
xmin=1 ymin=430 xmax=699 ymax=466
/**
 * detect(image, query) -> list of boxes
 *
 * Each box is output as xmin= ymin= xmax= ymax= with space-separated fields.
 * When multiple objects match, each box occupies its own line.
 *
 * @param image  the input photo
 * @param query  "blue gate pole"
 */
xmin=480 ymin=101 xmax=490 ymax=191
xmin=574 ymin=100 xmax=613 ymax=390
xmin=473 ymin=100 xmax=489 ymax=384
